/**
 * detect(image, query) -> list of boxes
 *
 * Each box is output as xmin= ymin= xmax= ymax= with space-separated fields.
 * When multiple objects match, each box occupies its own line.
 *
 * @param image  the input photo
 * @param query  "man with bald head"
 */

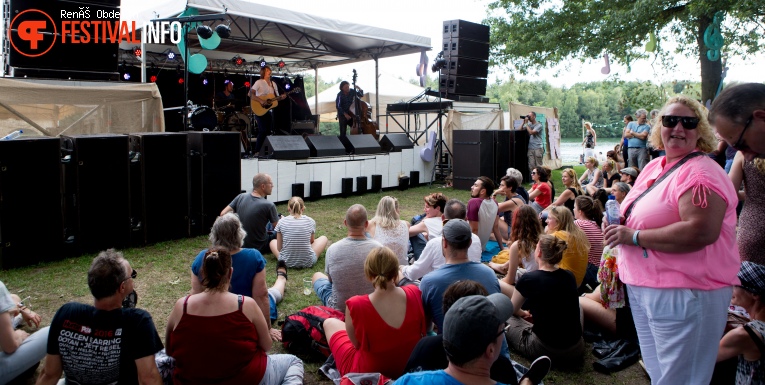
xmin=311 ymin=204 xmax=383 ymax=312
xmin=709 ymin=83 xmax=765 ymax=161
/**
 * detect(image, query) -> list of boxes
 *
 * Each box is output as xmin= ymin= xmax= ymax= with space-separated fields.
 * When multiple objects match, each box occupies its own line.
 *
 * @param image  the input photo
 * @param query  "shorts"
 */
xmin=268 ymin=287 xmax=282 ymax=322
xmin=313 ymin=277 xmax=333 ymax=306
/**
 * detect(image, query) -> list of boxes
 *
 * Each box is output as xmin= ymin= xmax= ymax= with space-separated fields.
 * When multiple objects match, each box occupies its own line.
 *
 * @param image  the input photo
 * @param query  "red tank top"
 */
xmin=347 ymin=284 xmax=426 ymax=378
xmin=169 ymin=295 xmax=267 ymax=384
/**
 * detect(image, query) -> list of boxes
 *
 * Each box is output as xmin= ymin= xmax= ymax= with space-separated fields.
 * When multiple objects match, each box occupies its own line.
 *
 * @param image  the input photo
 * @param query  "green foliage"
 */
xmin=300 ymin=74 xmax=339 ymax=99
xmin=484 ymin=0 xmax=765 ymax=101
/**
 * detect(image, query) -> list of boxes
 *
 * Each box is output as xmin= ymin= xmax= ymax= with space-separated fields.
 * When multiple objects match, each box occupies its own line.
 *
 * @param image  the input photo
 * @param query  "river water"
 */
xmin=558 ymin=137 xmax=621 ymax=165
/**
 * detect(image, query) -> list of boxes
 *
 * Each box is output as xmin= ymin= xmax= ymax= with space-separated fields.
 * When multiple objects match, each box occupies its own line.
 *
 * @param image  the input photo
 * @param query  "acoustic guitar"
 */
xmin=250 ymin=87 xmax=302 ymax=116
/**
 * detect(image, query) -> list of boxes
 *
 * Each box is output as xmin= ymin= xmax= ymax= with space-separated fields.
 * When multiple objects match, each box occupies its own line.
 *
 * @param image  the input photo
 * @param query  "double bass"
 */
xmin=349 ymin=70 xmax=379 ymax=139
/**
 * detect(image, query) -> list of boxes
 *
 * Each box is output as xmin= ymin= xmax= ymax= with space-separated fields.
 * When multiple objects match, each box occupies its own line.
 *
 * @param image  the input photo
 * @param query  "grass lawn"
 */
xmin=3 ymin=170 xmax=649 ymax=384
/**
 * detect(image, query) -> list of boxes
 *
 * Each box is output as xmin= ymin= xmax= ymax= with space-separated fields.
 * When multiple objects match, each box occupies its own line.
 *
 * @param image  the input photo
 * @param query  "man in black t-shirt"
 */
xmin=36 ymin=250 xmax=163 ymax=385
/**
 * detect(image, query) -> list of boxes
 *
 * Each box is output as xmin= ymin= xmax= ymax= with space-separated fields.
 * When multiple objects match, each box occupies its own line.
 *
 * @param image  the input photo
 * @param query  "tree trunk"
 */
xmin=698 ymin=15 xmax=722 ymax=105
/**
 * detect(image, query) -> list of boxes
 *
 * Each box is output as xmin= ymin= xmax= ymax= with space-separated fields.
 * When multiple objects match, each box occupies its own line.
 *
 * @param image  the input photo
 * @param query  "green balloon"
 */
xmin=199 ymin=31 xmax=221 ymax=50
xmin=188 ymin=54 xmax=208 ymax=74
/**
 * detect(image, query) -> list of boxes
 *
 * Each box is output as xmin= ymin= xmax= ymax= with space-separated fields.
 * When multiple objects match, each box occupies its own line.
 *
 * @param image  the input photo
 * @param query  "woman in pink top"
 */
xmin=604 ymin=96 xmax=740 ymax=385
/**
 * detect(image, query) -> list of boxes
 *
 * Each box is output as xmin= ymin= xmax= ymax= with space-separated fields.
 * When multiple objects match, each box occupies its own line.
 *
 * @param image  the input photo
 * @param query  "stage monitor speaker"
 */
xmin=61 ymin=134 xmax=130 ymax=253
xmin=379 ymin=133 xmax=414 ymax=153
xmin=305 ymin=135 xmax=346 ymax=157
xmin=188 ymin=132 xmax=241 ymax=236
xmin=409 ymin=171 xmax=420 ymax=188
xmin=339 ymin=135 xmax=381 ymax=155
xmin=442 ymin=20 xmax=490 ymax=42
xmin=439 ymin=75 xmax=487 ymax=96
xmin=441 ymin=57 xmax=489 ymax=78
xmin=260 ymin=136 xmax=310 ymax=159
xmin=398 ymin=176 xmax=410 ymax=191
xmin=292 ymin=183 xmax=305 ymax=199
xmin=356 ymin=177 xmax=368 ymax=194
xmin=452 ymin=130 xmax=494 ymax=190
xmin=371 ymin=175 xmax=382 ymax=192
xmin=129 ymin=133 xmax=189 ymax=244
xmin=341 ymin=178 xmax=353 ymax=197
xmin=309 ymin=181 xmax=322 ymax=201
xmin=442 ymin=38 xmax=490 ymax=61
xmin=291 ymin=120 xmax=316 ymax=135
xmin=0 ymin=137 xmax=63 ymax=269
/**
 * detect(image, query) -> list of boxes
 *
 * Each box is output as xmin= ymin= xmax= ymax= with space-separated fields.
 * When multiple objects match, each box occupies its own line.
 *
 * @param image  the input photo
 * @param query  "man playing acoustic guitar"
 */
xmin=249 ymin=66 xmax=286 ymax=153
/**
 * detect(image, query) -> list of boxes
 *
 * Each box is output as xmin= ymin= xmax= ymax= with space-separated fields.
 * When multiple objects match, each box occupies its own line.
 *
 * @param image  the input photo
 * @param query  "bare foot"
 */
xmin=488 ymin=262 xmax=508 ymax=275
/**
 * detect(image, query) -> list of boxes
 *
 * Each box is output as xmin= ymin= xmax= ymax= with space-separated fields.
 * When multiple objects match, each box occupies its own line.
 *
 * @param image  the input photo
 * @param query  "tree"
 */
xmin=485 ymin=0 xmax=764 ymax=103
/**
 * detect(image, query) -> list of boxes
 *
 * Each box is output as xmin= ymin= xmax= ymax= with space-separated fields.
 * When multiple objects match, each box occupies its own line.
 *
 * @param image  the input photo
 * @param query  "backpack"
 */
xmin=281 ymin=305 xmax=345 ymax=358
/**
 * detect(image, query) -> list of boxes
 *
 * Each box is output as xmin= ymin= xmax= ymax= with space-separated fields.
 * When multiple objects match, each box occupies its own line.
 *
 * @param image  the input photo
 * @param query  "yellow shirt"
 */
xmin=553 ymin=230 xmax=588 ymax=287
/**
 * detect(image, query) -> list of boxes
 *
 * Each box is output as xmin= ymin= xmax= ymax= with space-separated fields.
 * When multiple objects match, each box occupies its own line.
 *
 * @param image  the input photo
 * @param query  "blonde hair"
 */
xmin=586 ymin=156 xmax=599 ymax=168
xmin=584 ymin=121 xmax=593 ymax=131
xmin=603 ymin=159 xmax=616 ymax=172
xmin=364 ymin=247 xmax=399 ymax=290
xmin=537 ymin=235 xmax=568 ymax=265
xmin=548 ymin=206 xmax=590 ymax=256
xmin=648 ymin=96 xmax=717 ymax=153
xmin=755 ymin=159 xmax=765 ymax=174
xmin=287 ymin=196 xmax=305 ymax=217
xmin=562 ymin=168 xmax=583 ymax=194
xmin=371 ymin=196 xmax=400 ymax=229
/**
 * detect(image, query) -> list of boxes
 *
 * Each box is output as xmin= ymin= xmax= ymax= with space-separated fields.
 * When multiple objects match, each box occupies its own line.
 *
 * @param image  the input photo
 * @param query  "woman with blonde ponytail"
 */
xmin=506 ymin=235 xmax=585 ymax=368
xmin=322 ymin=247 xmax=426 ymax=379
xmin=269 ymin=196 xmax=328 ymax=268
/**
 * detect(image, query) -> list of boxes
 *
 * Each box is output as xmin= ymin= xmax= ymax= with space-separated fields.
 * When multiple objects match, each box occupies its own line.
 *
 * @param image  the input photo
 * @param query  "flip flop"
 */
xmin=276 ymin=260 xmax=288 ymax=280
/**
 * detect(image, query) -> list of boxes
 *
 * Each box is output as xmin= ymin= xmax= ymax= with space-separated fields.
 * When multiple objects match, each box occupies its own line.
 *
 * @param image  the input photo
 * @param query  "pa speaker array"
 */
xmin=440 ymin=20 xmax=490 ymax=97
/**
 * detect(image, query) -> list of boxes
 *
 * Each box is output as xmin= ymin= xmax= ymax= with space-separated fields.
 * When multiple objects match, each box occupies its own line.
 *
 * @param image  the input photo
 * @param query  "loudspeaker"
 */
xmin=410 ymin=171 xmax=420 ymax=187
xmin=371 ymin=174 xmax=382 ymax=192
xmin=188 ymin=132 xmax=241 ymax=236
xmin=339 ymin=135 xmax=381 ymax=155
xmin=260 ymin=136 xmax=310 ymax=159
xmin=61 ymin=134 xmax=130 ymax=253
xmin=356 ymin=176 xmax=368 ymax=194
xmin=442 ymin=20 xmax=490 ymax=42
xmin=305 ymin=135 xmax=346 ymax=157
xmin=309 ymin=181 xmax=322 ymax=201
xmin=441 ymin=57 xmax=489 ymax=78
xmin=512 ymin=130 xmax=531 ymax=183
xmin=291 ymin=120 xmax=316 ymax=135
xmin=443 ymin=38 xmax=490 ymax=60
xmin=379 ymin=133 xmax=414 ymax=153
xmin=129 ymin=133 xmax=189 ymax=244
xmin=341 ymin=178 xmax=353 ymax=197
xmin=452 ymin=130 xmax=494 ymax=190
xmin=0 ymin=137 xmax=63 ymax=269
xmin=494 ymin=131 xmax=512 ymax=186
xmin=398 ymin=176 xmax=410 ymax=191
xmin=440 ymin=75 xmax=487 ymax=96
xmin=292 ymin=183 xmax=304 ymax=199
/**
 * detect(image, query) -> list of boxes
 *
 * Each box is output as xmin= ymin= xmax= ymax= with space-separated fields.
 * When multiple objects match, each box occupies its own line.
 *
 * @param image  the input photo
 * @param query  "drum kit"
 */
xmin=187 ymin=99 xmax=256 ymax=155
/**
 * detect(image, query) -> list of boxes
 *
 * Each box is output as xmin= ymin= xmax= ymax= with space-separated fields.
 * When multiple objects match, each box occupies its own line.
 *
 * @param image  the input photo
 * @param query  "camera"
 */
xmin=520 ymin=115 xmax=528 ymax=119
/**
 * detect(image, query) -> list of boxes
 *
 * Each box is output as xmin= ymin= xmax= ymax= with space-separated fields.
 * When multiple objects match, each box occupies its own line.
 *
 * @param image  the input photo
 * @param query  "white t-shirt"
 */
xmin=251 ymin=79 xmax=279 ymax=97
xmin=400 ymin=234 xmax=482 ymax=281
xmin=423 ymin=217 xmax=443 ymax=241
xmin=274 ymin=215 xmax=317 ymax=268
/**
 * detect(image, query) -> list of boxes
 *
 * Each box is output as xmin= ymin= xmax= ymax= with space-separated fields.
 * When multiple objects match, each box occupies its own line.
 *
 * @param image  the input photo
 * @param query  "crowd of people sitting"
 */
xmin=2 ymin=82 xmax=764 ymax=385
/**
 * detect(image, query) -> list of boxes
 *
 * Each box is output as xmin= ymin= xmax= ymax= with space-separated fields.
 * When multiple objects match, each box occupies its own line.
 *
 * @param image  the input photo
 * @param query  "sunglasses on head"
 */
xmin=662 ymin=115 xmax=699 ymax=129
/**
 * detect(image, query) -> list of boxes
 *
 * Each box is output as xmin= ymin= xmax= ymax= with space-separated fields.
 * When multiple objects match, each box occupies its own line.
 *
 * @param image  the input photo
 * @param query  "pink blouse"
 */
xmin=618 ymin=153 xmax=740 ymax=290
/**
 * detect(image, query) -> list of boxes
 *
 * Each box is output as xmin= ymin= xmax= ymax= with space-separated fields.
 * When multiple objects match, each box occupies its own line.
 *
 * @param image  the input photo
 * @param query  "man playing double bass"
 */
xmin=335 ymin=81 xmax=363 ymax=137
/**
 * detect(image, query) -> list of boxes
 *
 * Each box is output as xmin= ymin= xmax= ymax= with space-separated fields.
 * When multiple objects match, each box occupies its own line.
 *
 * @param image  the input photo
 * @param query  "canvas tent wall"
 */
xmin=508 ymin=102 xmax=562 ymax=170
xmin=441 ymin=103 xmax=504 ymax=155
xmin=0 ymin=78 xmax=164 ymax=138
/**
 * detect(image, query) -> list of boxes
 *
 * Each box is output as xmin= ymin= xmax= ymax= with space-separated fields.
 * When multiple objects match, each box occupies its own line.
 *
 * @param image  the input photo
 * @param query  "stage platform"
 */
xmin=242 ymin=146 xmax=434 ymax=203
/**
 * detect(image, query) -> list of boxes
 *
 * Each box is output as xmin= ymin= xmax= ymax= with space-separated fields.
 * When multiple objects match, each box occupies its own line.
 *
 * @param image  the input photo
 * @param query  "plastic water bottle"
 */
xmin=605 ymin=195 xmax=620 ymax=226
xmin=1 ymin=130 xmax=22 ymax=140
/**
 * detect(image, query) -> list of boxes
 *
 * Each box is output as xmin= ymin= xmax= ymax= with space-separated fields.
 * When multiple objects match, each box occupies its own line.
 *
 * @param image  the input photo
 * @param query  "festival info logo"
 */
xmin=8 ymin=9 xmax=57 ymax=57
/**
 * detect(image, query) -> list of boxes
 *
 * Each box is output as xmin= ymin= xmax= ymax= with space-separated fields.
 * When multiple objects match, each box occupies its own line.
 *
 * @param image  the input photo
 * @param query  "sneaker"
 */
xmin=520 ymin=356 xmax=551 ymax=385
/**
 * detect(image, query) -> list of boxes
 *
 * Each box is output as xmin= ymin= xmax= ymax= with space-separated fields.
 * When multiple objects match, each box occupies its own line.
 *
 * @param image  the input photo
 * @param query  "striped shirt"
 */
xmin=575 ymin=219 xmax=604 ymax=266
xmin=275 ymin=215 xmax=317 ymax=268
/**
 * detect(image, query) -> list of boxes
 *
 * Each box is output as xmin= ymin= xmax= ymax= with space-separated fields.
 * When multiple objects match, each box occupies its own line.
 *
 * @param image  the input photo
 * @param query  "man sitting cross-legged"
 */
xmin=312 ymin=204 xmax=383 ymax=313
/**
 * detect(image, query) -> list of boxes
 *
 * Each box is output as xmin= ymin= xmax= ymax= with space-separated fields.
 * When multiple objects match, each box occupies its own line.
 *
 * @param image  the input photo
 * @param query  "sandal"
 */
xmin=276 ymin=260 xmax=288 ymax=280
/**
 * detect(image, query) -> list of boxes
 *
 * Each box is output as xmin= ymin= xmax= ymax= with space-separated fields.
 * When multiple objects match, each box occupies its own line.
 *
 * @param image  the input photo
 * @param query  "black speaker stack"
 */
xmin=440 ymin=20 xmax=490 ymax=98
xmin=452 ymin=130 xmax=530 ymax=190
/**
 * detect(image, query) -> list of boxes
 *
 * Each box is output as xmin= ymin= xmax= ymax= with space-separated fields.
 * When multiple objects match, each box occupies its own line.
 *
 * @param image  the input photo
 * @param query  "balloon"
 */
xmin=199 ymin=32 xmax=220 ymax=50
xmin=188 ymin=54 xmax=208 ymax=74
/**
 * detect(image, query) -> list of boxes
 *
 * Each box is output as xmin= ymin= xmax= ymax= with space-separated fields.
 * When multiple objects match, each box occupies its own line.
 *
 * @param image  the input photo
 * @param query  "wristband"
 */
xmin=632 ymin=230 xmax=641 ymax=246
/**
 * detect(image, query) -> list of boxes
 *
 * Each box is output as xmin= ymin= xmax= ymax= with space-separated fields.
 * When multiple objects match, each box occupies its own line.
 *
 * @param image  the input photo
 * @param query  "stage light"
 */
xmin=215 ymin=24 xmax=231 ymax=39
xmin=277 ymin=60 xmax=285 ymax=69
xmin=123 ymin=73 xmax=131 ymax=80
xmin=167 ymin=51 xmax=176 ymax=60
xmin=232 ymin=55 xmax=245 ymax=67
xmin=178 ymin=78 xmax=184 ymax=85
xmin=150 ymin=75 xmax=157 ymax=82
xmin=260 ymin=58 xmax=267 ymax=68
xmin=431 ymin=51 xmax=447 ymax=73
xmin=133 ymin=47 xmax=142 ymax=58
xmin=203 ymin=78 xmax=208 ymax=85
xmin=196 ymin=25 xmax=213 ymax=39
xmin=244 ymin=81 xmax=250 ymax=88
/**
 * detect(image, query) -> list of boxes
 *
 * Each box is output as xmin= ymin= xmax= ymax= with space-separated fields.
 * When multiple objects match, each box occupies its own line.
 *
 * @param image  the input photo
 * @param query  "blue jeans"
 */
xmin=0 ymin=326 xmax=49 ymax=383
xmin=313 ymin=278 xmax=333 ymax=306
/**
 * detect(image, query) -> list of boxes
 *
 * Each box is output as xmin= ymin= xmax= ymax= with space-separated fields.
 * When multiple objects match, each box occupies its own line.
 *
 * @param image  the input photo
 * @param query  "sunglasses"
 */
xmin=731 ymin=115 xmax=753 ymax=152
xmin=531 ymin=171 xmax=537 ymax=175
xmin=124 ymin=269 xmax=137 ymax=282
xmin=496 ymin=322 xmax=510 ymax=338
xmin=662 ymin=115 xmax=699 ymax=129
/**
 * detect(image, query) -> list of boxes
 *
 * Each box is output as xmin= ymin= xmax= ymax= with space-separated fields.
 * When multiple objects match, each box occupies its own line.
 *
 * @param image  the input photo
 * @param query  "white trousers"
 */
xmin=627 ymin=285 xmax=731 ymax=385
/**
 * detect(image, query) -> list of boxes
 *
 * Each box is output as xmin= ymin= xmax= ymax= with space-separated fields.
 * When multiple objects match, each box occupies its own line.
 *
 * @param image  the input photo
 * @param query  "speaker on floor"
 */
xmin=0 ymin=137 xmax=63 ymax=269
xmin=494 ymin=131 xmax=512 ymax=185
xmin=61 ymin=134 xmax=130 ymax=253
xmin=188 ymin=132 xmax=241 ymax=236
xmin=305 ymin=135 xmax=346 ymax=157
xmin=379 ymin=133 xmax=414 ymax=153
xmin=371 ymin=174 xmax=382 ymax=192
xmin=341 ymin=178 xmax=353 ymax=197
xmin=511 ymin=130 xmax=531 ymax=183
xmin=260 ymin=136 xmax=310 ymax=159
xmin=309 ymin=181 xmax=322 ymax=201
xmin=452 ymin=130 xmax=494 ymax=190
xmin=339 ymin=134 xmax=381 ymax=155
xmin=356 ymin=176 xmax=368 ymax=194
xmin=129 ymin=133 xmax=189 ymax=244
xmin=292 ymin=183 xmax=305 ymax=199
xmin=410 ymin=171 xmax=420 ymax=188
